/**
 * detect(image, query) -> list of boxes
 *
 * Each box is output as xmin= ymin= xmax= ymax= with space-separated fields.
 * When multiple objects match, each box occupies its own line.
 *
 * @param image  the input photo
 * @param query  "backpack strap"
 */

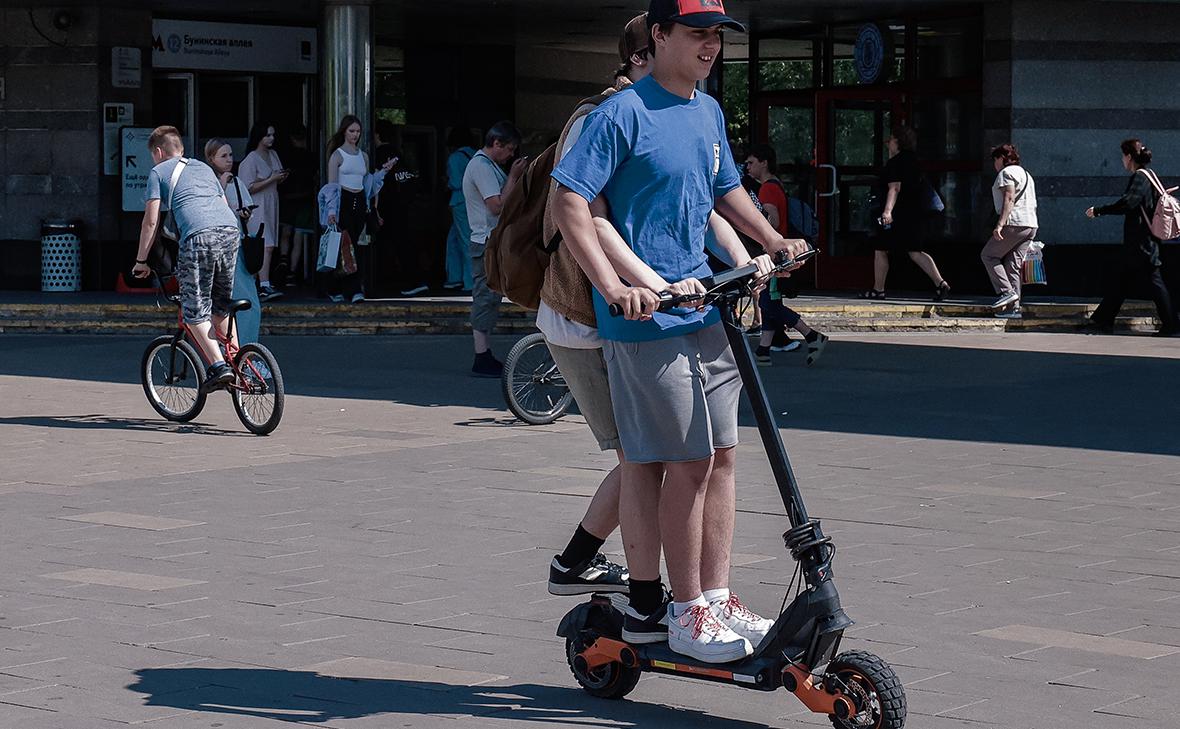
xmin=166 ymin=157 xmax=188 ymax=211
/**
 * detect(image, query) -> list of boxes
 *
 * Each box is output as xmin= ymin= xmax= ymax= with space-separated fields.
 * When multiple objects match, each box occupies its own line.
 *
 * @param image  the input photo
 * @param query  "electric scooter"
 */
xmin=557 ymin=251 xmax=906 ymax=728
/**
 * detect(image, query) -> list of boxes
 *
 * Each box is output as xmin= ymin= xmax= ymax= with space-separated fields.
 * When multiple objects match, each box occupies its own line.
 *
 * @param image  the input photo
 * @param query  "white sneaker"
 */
xmin=667 ymin=601 xmax=752 ymax=663
xmin=351 ymin=292 xmax=366 ymax=303
xmin=709 ymin=592 xmax=774 ymax=648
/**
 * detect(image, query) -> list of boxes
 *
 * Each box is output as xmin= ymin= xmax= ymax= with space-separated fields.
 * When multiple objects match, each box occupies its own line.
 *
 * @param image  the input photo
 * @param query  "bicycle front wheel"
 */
xmin=141 ymin=335 xmax=207 ymax=422
xmin=231 ymin=343 xmax=285 ymax=435
xmin=502 ymin=332 xmax=573 ymax=425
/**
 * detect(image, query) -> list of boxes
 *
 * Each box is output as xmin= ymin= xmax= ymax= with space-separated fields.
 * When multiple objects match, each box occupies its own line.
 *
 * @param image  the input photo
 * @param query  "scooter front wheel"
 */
xmin=565 ymin=637 xmax=641 ymax=700
xmin=824 ymin=650 xmax=906 ymax=729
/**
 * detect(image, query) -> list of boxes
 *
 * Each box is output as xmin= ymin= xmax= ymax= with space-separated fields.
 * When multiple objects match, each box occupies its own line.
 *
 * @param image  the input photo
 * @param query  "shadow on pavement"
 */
xmin=127 ymin=667 xmax=770 ymax=728
xmin=0 ymin=414 xmax=249 ymax=436
xmin=2 ymin=334 xmax=1178 ymax=456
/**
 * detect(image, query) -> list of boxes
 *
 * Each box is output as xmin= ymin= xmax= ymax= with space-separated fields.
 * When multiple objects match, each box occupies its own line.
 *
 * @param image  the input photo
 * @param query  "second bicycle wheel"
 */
xmin=232 ymin=343 xmax=285 ymax=435
xmin=502 ymin=332 xmax=573 ymax=425
xmin=141 ymin=335 xmax=207 ymax=422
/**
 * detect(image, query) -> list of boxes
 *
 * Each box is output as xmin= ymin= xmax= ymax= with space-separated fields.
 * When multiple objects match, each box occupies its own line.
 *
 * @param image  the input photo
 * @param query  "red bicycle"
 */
xmin=140 ymin=295 xmax=285 ymax=435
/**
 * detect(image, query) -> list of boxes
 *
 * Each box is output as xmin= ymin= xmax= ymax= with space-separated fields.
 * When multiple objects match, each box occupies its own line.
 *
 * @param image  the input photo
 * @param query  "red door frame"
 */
xmin=813 ymin=87 xmax=907 ymax=290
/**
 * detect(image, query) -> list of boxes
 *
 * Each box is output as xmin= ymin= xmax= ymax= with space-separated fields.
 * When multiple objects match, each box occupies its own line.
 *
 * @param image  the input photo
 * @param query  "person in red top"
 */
xmin=745 ymin=144 xmax=828 ymax=366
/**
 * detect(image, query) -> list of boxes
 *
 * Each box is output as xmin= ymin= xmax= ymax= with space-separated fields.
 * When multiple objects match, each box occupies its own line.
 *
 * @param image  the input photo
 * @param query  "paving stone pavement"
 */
xmin=0 ymin=331 xmax=1178 ymax=729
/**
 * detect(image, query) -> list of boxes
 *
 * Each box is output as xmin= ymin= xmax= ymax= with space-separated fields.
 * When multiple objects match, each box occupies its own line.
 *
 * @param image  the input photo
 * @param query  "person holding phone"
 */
xmin=205 ymin=138 xmax=261 ymax=345
xmin=239 ymin=122 xmax=288 ymax=301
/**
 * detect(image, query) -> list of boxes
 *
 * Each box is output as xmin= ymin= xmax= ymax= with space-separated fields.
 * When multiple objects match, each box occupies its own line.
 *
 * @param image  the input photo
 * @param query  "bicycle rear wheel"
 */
xmin=231 ymin=343 xmax=285 ymax=435
xmin=502 ymin=332 xmax=573 ymax=425
xmin=141 ymin=335 xmax=207 ymax=422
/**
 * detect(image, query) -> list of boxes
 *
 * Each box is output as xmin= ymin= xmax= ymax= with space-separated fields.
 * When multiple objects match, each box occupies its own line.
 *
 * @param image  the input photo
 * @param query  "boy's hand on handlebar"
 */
xmin=610 ymin=287 xmax=662 ymax=321
xmin=748 ymin=254 xmax=775 ymax=295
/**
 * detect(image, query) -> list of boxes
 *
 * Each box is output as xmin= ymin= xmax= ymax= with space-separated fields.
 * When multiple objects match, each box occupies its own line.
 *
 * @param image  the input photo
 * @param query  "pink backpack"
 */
xmin=1137 ymin=168 xmax=1180 ymax=240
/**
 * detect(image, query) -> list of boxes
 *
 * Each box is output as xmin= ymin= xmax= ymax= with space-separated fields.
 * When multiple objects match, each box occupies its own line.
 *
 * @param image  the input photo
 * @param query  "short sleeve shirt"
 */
xmin=883 ymin=150 xmax=923 ymax=220
xmin=462 ymin=151 xmax=508 ymax=245
xmin=551 ymin=75 xmax=741 ymax=342
xmin=757 ymin=179 xmax=789 ymax=235
xmin=145 ymin=157 xmax=238 ymax=242
xmin=992 ymin=164 xmax=1038 ymax=228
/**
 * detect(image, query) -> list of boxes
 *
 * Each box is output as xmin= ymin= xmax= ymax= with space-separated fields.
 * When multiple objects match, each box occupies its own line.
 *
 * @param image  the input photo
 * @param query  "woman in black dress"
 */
xmin=1085 ymin=138 xmax=1179 ymax=336
xmin=862 ymin=126 xmax=951 ymax=300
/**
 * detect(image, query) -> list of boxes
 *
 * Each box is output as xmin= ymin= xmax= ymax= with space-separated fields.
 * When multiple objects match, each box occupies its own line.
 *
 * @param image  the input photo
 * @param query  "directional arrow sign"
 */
xmin=125 ymin=156 xmax=136 ymax=168
xmin=121 ymin=127 xmax=153 ymax=212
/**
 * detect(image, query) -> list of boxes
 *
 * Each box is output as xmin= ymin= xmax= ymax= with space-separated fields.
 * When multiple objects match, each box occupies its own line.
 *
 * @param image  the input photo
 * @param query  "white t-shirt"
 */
xmin=992 ymin=165 xmax=1038 ymax=229
xmin=462 ymin=151 xmax=507 ymax=246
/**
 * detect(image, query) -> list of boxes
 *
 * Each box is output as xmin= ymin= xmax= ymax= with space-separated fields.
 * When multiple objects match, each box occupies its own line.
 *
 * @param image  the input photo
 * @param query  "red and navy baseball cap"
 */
xmin=647 ymin=0 xmax=746 ymax=32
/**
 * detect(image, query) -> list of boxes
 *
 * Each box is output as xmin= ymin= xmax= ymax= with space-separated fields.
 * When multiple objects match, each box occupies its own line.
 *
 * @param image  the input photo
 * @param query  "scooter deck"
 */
xmin=629 ymin=641 xmax=784 ymax=691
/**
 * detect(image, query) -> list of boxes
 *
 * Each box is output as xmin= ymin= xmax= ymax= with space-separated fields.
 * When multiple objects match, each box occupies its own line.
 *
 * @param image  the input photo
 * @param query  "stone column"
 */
xmin=322 ymin=2 xmax=372 ymax=154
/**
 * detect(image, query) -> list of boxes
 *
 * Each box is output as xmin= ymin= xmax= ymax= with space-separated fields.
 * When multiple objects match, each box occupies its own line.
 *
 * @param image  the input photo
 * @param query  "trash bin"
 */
xmin=41 ymin=219 xmax=82 ymax=292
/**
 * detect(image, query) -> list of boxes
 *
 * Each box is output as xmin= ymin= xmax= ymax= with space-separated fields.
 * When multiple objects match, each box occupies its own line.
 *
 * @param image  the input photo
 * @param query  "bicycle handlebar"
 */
xmin=607 ymin=247 xmax=816 ymax=318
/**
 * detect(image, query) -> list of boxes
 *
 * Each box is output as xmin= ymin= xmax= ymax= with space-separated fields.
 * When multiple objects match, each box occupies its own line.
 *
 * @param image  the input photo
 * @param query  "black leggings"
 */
xmin=1092 ymin=256 xmax=1178 ymax=331
xmin=324 ymin=189 xmax=365 ymax=298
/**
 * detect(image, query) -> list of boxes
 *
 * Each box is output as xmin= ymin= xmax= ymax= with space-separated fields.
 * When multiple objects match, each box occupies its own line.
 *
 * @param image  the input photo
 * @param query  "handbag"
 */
xmin=1021 ymin=241 xmax=1047 ymax=285
xmin=316 ymin=226 xmax=342 ymax=273
xmin=232 ymin=177 xmax=265 ymax=274
xmin=338 ymin=229 xmax=358 ymax=275
xmin=147 ymin=158 xmax=188 ymax=277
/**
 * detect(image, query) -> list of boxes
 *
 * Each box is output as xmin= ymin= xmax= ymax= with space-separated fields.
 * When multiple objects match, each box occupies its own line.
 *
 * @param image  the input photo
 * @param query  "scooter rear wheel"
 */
xmin=824 ymin=650 xmax=906 ymax=729
xmin=565 ymin=636 xmax=641 ymax=700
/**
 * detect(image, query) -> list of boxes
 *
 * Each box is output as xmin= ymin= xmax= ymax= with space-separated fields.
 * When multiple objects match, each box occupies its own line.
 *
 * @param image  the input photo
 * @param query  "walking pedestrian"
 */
xmin=981 ymin=143 xmax=1038 ymax=319
xmin=1085 ymin=138 xmax=1180 ymax=336
xmin=863 ymin=125 xmax=951 ymax=301
xmin=239 ymin=122 xmax=288 ymax=301
xmin=463 ymin=121 xmax=528 ymax=377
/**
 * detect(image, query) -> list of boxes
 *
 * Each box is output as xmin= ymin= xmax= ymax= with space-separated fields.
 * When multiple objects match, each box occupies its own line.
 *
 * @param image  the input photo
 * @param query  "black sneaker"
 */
xmin=201 ymin=363 xmax=235 ymax=393
xmin=471 ymin=351 xmax=503 ymax=378
xmin=548 ymin=553 xmax=629 ymax=596
xmin=754 ymin=345 xmax=771 ymax=367
xmin=622 ymin=591 xmax=672 ymax=644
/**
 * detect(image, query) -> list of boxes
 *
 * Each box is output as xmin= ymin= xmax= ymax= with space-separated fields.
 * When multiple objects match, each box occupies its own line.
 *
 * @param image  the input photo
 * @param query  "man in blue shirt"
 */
xmin=551 ymin=0 xmax=808 ymax=664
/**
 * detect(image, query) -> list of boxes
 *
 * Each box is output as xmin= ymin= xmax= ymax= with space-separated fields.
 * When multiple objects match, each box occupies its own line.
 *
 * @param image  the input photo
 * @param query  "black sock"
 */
xmin=628 ymin=578 xmax=664 ymax=616
xmin=804 ymin=331 xmax=819 ymax=344
xmin=557 ymin=524 xmax=606 ymax=569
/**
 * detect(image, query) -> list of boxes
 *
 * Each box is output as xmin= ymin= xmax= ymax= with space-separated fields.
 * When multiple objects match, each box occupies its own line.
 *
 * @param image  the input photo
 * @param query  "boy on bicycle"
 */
xmin=132 ymin=126 xmax=241 ymax=392
xmin=552 ymin=0 xmax=808 ymax=663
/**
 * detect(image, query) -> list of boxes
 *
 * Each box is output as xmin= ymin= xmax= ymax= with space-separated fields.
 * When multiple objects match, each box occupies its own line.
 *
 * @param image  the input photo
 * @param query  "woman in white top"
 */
xmin=324 ymin=115 xmax=394 ymax=303
xmin=203 ymin=138 xmax=260 ymax=345
xmin=982 ymin=143 xmax=1038 ymax=318
xmin=238 ymin=122 xmax=288 ymax=301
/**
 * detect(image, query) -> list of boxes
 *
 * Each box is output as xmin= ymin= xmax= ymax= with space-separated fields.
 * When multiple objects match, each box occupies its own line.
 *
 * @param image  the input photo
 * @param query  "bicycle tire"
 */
xmin=141 ymin=335 xmax=207 ymax=422
xmin=231 ymin=343 xmax=285 ymax=435
xmin=501 ymin=332 xmax=573 ymax=425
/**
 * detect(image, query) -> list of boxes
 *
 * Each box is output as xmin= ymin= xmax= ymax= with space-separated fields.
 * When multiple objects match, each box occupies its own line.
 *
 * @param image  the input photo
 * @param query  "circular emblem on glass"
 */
xmin=854 ymin=24 xmax=892 ymax=84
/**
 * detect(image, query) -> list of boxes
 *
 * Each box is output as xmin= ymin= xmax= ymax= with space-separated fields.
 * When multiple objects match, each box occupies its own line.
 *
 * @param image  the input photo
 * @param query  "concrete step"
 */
xmin=0 ymin=295 xmax=1163 ymax=335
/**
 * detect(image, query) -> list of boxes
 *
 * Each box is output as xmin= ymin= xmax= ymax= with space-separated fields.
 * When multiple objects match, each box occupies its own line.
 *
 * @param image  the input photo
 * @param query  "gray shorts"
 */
xmin=176 ymin=226 xmax=239 ymax=325
xmin=602 ymin=322 xmax=741 ymax=464
xmin=469 ymin=242 xmax=501 ymax=334
xmin=546 ymin=342 xmax=620 ymax=452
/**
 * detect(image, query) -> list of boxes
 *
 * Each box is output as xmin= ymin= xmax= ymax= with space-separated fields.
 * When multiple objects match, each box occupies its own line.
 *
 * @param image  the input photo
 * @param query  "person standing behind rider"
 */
xmin=463 ymin=121 xmax=528 ymax=377
xmin=444 ymin=128 xmax=478 ymax=292
xmin=552 ymin=0 xmax=807 ymax=664
xmin=239 ymin=122 xmax=287 ymax=301
xmin=205 ymin=138 xmax=261 ymax=345
xmin=132 ymin=126 xmax=241 ymax=391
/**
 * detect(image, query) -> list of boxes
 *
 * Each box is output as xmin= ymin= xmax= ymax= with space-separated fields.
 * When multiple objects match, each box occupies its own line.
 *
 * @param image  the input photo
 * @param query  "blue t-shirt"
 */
xmin=551 ymin=75 xmax=741 ymax=342
xmin=145 ymin=157 xmax=239 ymax=242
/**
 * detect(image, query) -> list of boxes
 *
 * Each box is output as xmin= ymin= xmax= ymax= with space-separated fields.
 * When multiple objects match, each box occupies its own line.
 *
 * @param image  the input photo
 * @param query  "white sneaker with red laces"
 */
xmin=709 ymin=590 xmax=774 ymax=647
xmin=667 ymin=597 xmax=752 ymax=663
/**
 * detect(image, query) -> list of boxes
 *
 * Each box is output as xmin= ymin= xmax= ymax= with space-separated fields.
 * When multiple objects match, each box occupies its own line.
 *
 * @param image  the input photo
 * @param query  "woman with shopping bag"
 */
xmin=981 ymin=143 xmax=1038 ymax=319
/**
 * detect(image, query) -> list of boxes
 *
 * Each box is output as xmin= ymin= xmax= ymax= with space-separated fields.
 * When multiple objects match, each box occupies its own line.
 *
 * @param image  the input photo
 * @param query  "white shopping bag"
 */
xmin=316 ymin=227 xmax=342 ymax=273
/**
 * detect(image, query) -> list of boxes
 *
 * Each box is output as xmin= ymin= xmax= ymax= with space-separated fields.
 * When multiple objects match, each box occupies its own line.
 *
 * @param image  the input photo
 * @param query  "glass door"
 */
xmin=197 ymin=75 xmax=255 ymax=161
xmin=756 ymin=92 xmax=816 ymax=286
xmin=814 ymin=88 xmax=905 ymax=289
xmin=152 ymin=73 xmax=195 ymax=153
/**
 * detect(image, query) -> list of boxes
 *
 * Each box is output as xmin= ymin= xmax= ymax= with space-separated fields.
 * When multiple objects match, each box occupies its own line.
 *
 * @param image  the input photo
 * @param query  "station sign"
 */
xmin=151 ymin=19 xmax=316 ymax=74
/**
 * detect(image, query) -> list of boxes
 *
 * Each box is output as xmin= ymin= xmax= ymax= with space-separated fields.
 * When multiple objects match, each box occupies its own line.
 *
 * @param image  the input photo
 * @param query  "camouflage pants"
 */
xmin=177 ymin=226 xmax=239 ymax=324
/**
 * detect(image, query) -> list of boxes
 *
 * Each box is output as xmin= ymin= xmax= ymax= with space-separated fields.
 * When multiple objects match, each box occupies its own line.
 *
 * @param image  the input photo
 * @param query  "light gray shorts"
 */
xmin=546 ymin=342 xmax=620 ymax=452
xmin=602 ymin=322 xmax=741 ymax=464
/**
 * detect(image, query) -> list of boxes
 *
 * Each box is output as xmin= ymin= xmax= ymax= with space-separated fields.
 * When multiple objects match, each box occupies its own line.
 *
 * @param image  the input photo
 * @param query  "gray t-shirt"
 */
xmin=145 ymin=157 xmax=238 ymax=241
xmin=462 ymin=151 xmax=508 ymax=245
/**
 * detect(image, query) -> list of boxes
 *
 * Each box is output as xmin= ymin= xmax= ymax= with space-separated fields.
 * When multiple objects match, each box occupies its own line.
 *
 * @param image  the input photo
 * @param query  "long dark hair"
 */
xmin=1121 ymin=138 xmax=1152 ymax=167
xmin=328 ymin=115 xmax=363 ymax=158
xmin=246 ymin=122 xmax=275 ymax=154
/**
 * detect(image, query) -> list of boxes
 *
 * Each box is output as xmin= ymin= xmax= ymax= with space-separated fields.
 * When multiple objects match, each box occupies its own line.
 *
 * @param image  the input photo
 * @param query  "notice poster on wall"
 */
xmin=121 ymin=127 xmax=154 ymax=212
xmin=151 ymin=19 xmax=316 ymax=74
xmin=103 ymin=103 xmax=134 ymax=176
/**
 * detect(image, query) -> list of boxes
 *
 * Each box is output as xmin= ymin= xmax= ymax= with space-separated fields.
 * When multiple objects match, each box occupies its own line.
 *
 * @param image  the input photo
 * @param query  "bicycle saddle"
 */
xmin=230 ymin=299 xmax=253 ymax=313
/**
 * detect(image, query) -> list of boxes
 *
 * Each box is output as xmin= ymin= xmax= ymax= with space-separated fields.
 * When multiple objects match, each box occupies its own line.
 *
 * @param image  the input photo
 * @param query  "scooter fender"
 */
xmin=556 ymin=601 xmax=596 ymax=639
